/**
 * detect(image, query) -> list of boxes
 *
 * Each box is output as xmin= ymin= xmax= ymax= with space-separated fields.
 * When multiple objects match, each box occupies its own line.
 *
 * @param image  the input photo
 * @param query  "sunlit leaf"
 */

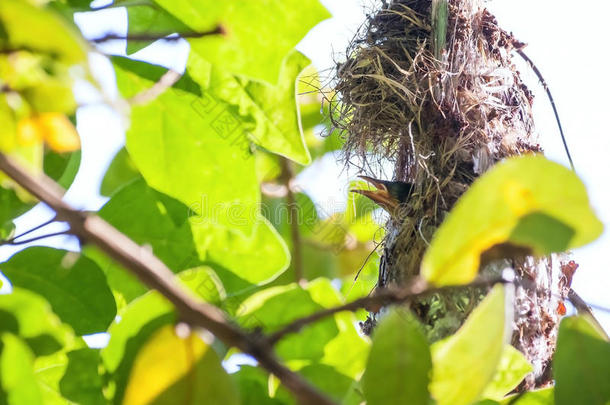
xmin=362 ymin=310 xmax=432 ymax=405
xmin=125 ymin=2 xmax=190 ymax=55
xmin=482 ymin=345 xmax=532 ymax=401
xmin=0 ymin=288 xmax=74 ymax=357
xmin=430 ymin=284 xmax=509 ymax=405
xmin=241 ymin=50 xmax=312 ymax=165
xmin=237 ymin=282 xmax=339 ymax=361
xmin=554 ymin=316 xmax=610 ymax=405
xmin=152 ymin=0 xmax=330 ymax=83
xmin=0 ymin=0 xmax=87 ymax=64
xmin=0 ymin=247 xmax=117 ymax=335
xmin=422 ymin=156 xmax=603 ymax=285
xmin=100 ymin=147 xmax=141 ymax=197
xmin=123 ymin=325 xmax=239 ymax=405
xmin=0 ymin=333 xmax=43 ymax=405
xmin=102 ymin=292 xmax=174 ymax=403
xmin=113 ymin=58 xmax=292 ymax=288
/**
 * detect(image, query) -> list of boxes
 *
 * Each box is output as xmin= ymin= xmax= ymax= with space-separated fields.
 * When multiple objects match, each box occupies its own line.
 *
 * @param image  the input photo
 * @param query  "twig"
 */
xmin=280 ymin=158 xmax=304 ymax=284
xmin=89 ymin=27 xmax=225 ymax=44
xmin=0 ymin=153 xmax=335 ymax=405
xmin=266 ymin=276 xmax=507 ymax=345
xmin=128 ymin=69 xmax=182 ymax=106
xmin=0 ymin=230 xmax=70 ymax=246
xmin=2 ymin=216 xmax=56 ymax=243
xmin=516 ymin=49 xmax=575 ymax=172
xmin=568 ymin=289 xmax=610 ymax=340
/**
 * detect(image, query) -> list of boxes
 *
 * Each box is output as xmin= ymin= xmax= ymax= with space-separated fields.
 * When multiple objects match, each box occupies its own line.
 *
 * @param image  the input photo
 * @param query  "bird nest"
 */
xmin=331 ymin=0 xmax=558 ymax=387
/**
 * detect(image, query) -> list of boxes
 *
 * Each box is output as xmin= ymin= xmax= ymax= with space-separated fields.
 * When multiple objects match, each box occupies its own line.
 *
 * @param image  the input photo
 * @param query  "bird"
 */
xmin=350 ymin=175 xmax=414 ymax=215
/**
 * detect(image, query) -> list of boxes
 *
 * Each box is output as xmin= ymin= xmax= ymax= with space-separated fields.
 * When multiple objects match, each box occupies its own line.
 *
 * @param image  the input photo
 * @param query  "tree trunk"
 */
xmin=333 ymin=0 xmax=570 ymax=389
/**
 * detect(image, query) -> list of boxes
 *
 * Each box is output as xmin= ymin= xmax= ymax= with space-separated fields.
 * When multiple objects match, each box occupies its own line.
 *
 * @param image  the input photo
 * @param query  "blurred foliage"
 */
xmin=0 ymin=1 xmax=606 ymax=405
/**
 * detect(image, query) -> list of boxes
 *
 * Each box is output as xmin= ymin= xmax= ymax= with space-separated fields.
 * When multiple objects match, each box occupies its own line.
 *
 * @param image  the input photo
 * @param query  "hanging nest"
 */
xmin=331 ymin=0 xmax=567 ymax=389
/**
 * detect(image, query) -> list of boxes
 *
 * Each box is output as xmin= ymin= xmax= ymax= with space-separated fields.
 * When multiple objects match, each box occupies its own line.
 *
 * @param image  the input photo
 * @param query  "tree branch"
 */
xmin=0 ymin=153 xmax=336 ymax=405
xmin=89 ymin=27 xmax=225 ymax=44
xmin=267 ymin=276 xmax=507 ymax=345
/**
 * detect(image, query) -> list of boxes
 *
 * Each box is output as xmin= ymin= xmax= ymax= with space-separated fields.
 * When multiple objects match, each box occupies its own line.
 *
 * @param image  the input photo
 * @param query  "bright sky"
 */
xmin=1 ymin=0 xmax=609 ymax=337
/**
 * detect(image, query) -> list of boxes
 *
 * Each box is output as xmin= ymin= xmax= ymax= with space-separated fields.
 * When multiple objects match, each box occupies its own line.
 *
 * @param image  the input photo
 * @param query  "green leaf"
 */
xmin=125 ymin=2 xmax=190 ymax=55
xmin=233 ymin=366 xmax=284 ymax=405
xmin=114 ymin=58 xmax=290 ymax=285
xmin=191 ymin=217 xmax=290 ymax=290
xmin=58 ymin=349 xmax=106 ymax=405
xmin=100 ymin=147 xmax=141 ymax=197
xmin=298 ymin=364 xmax=357 ymax=404
xmin=0 ymin=333 xmax=43 ymax=405
xmin=0 ymin=186 xmax=31 ymax=240
xmin=241 ymin=50 xmax=312 ymax=165
xmin=90 ymin=179 xmax=200 ymax=302
xmin=122 ymin=325 xmax=239 ymax=405
xmin=482 ymin=345 xmax=533 ymax=401
xmin=0 ymin=0 xmax=87 ymax=63
xmin=361 ymin=310 xmax=431 ymax=405
xmin=422 ymin=156 xmax=603 ymax=285
xmin=237 ymin=281 xmax=339 ymax=361
xmin=0 ymin=140 xmax=80 ymax=238
xmin=114 ymin=56 xmax=259 ymax=231
xmin=152 ymin=0 xmax=330 ymax=83
xmin=43 ymin=149 xmax=80 ymax=190
xmin=306 ymin=279 xmax=370 ymax=379
xmin=430 ymin=284 xmax=509 ymax=405
xmin=0 ymin=288 xmax=74 ymax=357
xmin=0 ymin=247 xmax=117 ymax=335
xmin=102 ymin=292 xmax=174 ymax=403
xmin=554 ymin=316 xmax=610 ymax=405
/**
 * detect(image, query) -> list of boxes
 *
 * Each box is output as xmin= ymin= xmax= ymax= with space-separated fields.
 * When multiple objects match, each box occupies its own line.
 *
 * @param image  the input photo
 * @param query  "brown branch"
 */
xmin=0 ymin=153 xmax=336 ymax=405
xmin=280 ymin=158 xmax=304 ymax=284
xmin=568 ymin=289 xmax=610 ymax=339
xmin=89 ymin=26 xmax=225 ymax=44
xmin=267 ymin=276 xmax=507 ymax=345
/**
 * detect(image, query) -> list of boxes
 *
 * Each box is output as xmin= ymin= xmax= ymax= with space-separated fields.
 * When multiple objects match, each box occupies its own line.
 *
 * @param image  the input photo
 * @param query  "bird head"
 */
xmin=350 ymin=175 xmax=414 ymax=215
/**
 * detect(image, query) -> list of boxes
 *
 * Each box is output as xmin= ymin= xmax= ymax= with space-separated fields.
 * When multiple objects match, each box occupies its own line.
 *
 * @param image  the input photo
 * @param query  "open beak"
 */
xmin=350 ymin=176 xmax=397 ymax=212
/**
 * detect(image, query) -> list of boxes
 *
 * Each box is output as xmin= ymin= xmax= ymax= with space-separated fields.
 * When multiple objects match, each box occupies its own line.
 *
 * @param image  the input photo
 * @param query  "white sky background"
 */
xmin=0 ymin=0 xmax=609 ymax=337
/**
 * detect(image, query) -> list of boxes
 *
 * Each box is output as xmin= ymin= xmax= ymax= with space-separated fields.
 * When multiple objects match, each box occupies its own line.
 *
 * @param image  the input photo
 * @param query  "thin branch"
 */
xmin=516 ymin=49 xmax=575 ymax=172
xmin=3 ymin=216 xmax=57 ymax=242
xmin=568 ymin=289 xmax=610 ymax=339
xmin=280 ymin=158 xmax=304 ymax=284
xmin=0 ymin=153 xmax=335 ymax=405
xmin=89 ymin=27 xmax=225 ymax=44
xmin=128 ymin=69 xmax=182 ymax=106
xmin=0 ymin=230 xmax=70 ymax=246
xmin=267 ymin=276 xmax=507 ymax=345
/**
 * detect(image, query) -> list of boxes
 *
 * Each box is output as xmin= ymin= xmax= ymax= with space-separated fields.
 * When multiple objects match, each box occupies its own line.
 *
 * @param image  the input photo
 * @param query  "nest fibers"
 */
xmin=332 ymin=0 xmax=563 ymax=388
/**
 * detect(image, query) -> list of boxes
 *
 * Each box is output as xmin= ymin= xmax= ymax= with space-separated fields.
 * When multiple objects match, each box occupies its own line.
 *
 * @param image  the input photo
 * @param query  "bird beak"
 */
xmin=350 ymin=175 xmax=397 ymax=212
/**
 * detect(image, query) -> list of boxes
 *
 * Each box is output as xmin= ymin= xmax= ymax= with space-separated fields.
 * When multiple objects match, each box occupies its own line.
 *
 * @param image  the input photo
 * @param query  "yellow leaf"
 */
xmin=123 ymin=325 xmax=238 ymax=405
xmin=16 ymin=116 xmax=43 ymax=146
xmin=17 ymin=113 xmax=80 ymax=153
xmin=38 ymin=113 xmax=80 ymax=153
xmin=421 ymin=156 xmax=603 ymax=285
